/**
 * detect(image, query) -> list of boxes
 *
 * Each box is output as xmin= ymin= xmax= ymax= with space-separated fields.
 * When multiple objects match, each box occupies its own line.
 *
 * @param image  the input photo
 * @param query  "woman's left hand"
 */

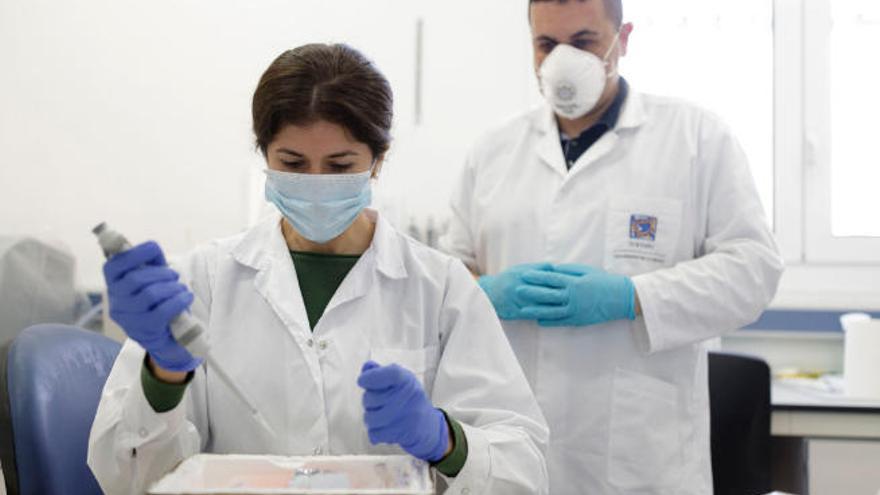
xmin=357 ymin=361 xmax=450 ymax=462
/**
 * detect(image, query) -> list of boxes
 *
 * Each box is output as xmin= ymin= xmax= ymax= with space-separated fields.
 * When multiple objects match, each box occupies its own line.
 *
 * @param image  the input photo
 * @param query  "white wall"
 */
xmin=1 ymin=1 xmax=273 ymax=289
xmin=375 ymin=1 xmax=537 ymax=229
xmin=4 ymin=0 xmax=876 ymax=310
xmin=0 ymin=0 xmax=535 ymax=289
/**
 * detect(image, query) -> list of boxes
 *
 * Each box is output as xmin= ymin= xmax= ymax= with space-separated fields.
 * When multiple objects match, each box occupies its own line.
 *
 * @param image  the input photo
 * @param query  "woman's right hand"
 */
xmin=103 ymin=241 xmax=201 ymax=373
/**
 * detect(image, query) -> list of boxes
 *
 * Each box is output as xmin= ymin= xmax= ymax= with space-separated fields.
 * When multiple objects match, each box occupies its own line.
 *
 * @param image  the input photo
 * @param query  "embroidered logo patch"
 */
xmin=630 ymin=214 xmax=658 ymax=241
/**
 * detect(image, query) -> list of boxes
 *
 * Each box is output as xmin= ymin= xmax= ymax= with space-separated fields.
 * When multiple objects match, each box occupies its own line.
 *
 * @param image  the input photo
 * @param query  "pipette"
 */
xmin=92 ymin=222 xmax=275 ymax=436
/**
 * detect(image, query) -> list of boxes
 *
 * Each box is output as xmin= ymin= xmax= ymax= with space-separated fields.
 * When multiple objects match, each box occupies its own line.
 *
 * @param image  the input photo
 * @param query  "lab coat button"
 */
xmin=138 ymin=428 xmax=148 ymax=438
xmin=318 ymin=340 xmax=328 ymax=350
xmin=306 ymin=339 xmax=314 ymax=347
xmin=461 ymin=488 xmax=470 ymax=495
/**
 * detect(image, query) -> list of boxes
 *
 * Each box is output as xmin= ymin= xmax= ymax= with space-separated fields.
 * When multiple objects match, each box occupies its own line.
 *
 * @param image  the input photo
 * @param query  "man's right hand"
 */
xmin=477 ymin=262 xmax=554 ymax=320
xmin=103 ymin=241 xmax=201 ymax=373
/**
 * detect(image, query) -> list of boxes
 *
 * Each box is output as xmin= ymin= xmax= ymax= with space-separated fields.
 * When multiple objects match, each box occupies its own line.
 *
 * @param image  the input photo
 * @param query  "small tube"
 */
xmin=93 ymin=222 xmax=133 ymax=258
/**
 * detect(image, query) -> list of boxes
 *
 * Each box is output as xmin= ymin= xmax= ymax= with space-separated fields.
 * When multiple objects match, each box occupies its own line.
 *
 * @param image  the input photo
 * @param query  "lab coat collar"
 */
xmin=230 ymin=211 xmax=313 ymax=349
xmin=231 ymin=209 xmax=407 ymax=281
xmin=320 ymin=209 xmax=407 ymax=314
xmin=360 ymin=208 xmax=408 ymax=281
xmin=533 ymin=82 xmax=648 ymax=133
xmin=534 ymin=106 xmax=568 ymax=178
xmin=230 ymin=211 xmax=283 ymax=272
xmin=532 ymin=85 xmax=648 ymax=176
xmin=230 ymin=208 xmax=407 ymax=343
xmin=615 ymin=86 xmax=648 ymax=130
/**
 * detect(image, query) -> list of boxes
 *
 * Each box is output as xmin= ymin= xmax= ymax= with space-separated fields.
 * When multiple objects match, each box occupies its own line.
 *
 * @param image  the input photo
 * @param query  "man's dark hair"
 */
xmin=529 ymin=0 xmax=623 ymax=29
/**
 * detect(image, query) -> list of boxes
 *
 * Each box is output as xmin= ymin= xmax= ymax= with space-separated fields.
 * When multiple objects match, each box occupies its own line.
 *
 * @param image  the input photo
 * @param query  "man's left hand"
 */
xmin=516 ymin=264 xmax=637 ymax=327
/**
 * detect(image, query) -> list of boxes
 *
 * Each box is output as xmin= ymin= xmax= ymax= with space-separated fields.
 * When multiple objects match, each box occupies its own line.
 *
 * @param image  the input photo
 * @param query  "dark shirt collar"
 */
xmin=561 ymin=77 xmax=629 ymax=141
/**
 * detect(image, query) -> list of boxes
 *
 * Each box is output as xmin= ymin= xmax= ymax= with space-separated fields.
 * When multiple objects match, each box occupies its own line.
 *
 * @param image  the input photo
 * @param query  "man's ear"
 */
xmin=619 ymin=22 xmax=634 ymax=57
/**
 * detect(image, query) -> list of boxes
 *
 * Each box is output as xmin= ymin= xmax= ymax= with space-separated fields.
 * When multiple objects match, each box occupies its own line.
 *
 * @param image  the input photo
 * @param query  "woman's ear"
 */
xmin=372 ymin=155 xmax=385 ymax=179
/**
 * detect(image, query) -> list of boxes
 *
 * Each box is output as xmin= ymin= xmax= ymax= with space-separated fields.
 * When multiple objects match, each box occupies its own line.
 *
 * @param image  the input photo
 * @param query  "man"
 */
xmin=441 ymin=0 xmax=784 ymax=493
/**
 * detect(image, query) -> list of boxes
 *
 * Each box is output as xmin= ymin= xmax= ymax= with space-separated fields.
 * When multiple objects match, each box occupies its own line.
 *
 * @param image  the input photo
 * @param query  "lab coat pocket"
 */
xmin=370 ymin=345 xmax=440 ymax=391
xmin=608 ymin=368 xmax=684 ymax=490
xmin=604 ymin=196 xmax=683 ymax=276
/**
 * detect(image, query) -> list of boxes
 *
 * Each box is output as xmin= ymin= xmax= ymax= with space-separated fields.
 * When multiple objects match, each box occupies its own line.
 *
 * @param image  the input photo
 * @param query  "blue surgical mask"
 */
xmin=264 ymin=168 xmax=373 ymax=243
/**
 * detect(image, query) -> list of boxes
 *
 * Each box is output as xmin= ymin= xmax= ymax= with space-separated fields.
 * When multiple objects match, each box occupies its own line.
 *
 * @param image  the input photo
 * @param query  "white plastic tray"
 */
xmin=148 ymin=454 xmax=434 ymax=495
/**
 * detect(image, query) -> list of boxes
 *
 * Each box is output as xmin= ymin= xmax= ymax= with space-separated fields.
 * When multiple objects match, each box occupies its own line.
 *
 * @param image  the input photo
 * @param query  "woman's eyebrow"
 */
xmin=327 ymin=150 xmax=358 ymax=159
xmin=277 ymin=148 xmax=303 ymax=157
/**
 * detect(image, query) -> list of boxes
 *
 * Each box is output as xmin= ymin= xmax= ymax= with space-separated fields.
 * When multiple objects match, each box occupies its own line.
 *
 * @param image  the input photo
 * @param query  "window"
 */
xmin=830 ymin=0 xmax=880 ymax=238
xmin=804 ymin=0 xmax=880 ymax=262
xmin=625 ymin=0 xmax=880 ymax=263
xmin=622 ymin=0 xmax=775 ymax=227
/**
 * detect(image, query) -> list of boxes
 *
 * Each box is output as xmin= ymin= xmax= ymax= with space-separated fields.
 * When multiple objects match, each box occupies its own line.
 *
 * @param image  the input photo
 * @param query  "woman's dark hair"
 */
xmin=252 ymin=43 xmax=393 ymax=159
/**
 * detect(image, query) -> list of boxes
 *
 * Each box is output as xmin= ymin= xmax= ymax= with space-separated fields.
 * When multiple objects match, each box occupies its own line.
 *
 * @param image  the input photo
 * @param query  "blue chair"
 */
xmin=0 ymin=324 xmax=121 ymax=495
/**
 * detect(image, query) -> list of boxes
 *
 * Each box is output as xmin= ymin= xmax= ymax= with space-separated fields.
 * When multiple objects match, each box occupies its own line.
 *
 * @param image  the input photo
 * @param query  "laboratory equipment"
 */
xmin=0 ymin=237 xmax=89 ymax=346
xmin=92 ymin=223 xmax=274 ymax=435
xmin=841 ymin=312 xmax=880 ymax=399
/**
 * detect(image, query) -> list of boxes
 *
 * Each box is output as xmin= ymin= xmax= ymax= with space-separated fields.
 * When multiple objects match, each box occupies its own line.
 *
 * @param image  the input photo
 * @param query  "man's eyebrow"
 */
xmin=536 ymin=34 xmax=560 ymax=43
xmin=570 ymin=29 xmax=601 ymax=39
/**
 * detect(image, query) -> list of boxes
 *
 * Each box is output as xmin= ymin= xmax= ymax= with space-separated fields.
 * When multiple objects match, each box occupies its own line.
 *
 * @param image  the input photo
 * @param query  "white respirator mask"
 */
xmin=539 ymin=35 xmax=620 ymax=120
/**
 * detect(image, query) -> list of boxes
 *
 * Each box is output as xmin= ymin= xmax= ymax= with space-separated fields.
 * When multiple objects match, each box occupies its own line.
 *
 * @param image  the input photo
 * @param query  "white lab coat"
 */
xmin=88 ymin=210 xmax=549 ymax=495
xmin=442 ymin=91 xmax=784 ymax=494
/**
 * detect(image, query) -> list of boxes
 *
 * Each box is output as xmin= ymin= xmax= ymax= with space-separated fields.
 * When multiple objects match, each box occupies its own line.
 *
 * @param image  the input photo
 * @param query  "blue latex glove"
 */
xmin=357 ymin=361 xmax=449 ymax=462
xmin=516 ymin=264 xmax=636 ymax=327
xmin=103 ymin=241 xmax=201 ymax=372
xmin=477 ymin=262 xmax=554 ymax=320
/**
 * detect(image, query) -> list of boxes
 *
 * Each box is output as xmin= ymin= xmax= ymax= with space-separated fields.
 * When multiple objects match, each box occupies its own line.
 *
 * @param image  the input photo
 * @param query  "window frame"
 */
xmin=773 ymin=0 xmax=807 ymax=264
xmin=799 ymin=0 xmax=880 ymax=263
xmin=768 ymin=0 xmax=880 ymax=310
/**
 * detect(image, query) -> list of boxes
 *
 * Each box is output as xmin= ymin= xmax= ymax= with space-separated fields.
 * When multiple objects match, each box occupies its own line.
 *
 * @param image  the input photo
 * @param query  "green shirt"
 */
xmin=140 ymin=249 xmax=468 ymax=477
xmin=289 ymin=250 xmax=360 ymax=330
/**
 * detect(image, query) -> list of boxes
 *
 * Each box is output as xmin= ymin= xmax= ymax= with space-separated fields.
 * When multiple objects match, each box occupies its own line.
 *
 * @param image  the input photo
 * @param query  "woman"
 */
xmin=87 ymin=44 xmax=549 ymax=494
